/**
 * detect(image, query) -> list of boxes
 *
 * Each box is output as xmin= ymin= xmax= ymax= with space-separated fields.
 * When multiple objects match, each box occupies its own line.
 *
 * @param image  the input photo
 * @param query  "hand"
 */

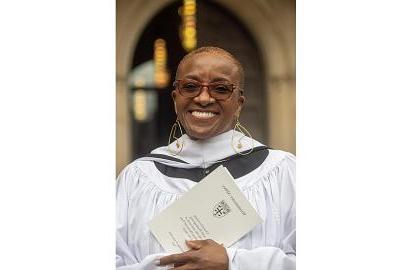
xmin=158 ymin=239 xmax=229 ymax=270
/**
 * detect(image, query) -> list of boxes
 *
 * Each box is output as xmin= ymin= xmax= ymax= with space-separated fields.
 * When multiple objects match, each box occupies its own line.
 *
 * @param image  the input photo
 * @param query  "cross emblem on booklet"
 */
xmin=213 ymin=200 xmax=231 ymax=218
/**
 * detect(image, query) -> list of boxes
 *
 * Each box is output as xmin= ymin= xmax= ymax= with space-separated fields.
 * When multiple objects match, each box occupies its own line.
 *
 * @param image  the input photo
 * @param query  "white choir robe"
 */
xmin=116 ymin=130 xmax=296 ymax=270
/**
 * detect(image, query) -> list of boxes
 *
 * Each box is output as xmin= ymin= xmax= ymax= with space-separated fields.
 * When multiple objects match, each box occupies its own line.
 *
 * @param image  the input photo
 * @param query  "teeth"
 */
xmin=191 ymin=111 xmax=216 ymax=119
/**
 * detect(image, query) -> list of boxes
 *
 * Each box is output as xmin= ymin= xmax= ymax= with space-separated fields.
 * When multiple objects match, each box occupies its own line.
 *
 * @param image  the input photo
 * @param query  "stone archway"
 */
xmin=116 ymin=0 xmax=295 ymax=173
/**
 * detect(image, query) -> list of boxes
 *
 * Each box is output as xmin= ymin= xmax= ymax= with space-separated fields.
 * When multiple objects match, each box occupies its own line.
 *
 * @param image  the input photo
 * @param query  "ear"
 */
xmin=171 ymin=90 xmax=178 ymax=115
xmin=235 ymin=93 xmax=246 ymax=118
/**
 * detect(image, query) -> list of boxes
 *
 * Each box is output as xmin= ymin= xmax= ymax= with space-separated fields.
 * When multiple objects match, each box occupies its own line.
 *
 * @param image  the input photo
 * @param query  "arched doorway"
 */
xmin=117 ymin=0 xmax=295 ymax=173
xmin=129 ymin=0 xmax=267 ymax=159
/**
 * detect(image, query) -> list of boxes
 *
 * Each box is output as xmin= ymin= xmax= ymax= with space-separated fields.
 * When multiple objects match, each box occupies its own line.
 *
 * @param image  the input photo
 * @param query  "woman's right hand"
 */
xmin=158 ymin=239 xmax=228 ymax=270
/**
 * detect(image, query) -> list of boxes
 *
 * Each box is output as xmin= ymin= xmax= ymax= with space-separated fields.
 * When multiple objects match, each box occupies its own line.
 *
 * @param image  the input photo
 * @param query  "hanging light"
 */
xmin=154 ymin=38 xmax=170 ymax=88
xmin=133 ymin=90 xmax=147 ymax=121
xmin=180 ymin=0 xmax=197 ymax=52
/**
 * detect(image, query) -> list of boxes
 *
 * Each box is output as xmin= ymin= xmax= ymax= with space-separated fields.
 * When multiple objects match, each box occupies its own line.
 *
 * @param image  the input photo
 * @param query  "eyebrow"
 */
xmin=183 ymin=74 xmax=231 ymax=83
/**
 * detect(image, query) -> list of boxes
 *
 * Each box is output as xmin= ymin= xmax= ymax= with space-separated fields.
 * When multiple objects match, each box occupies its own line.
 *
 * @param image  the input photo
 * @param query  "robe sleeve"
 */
xmin=226 ymin=203 xmax=295 ymax=270
xmin=225 ymin=203 xmax=296 ymax=270
xmin=225 ymin=233 xmax=295 ymax=270
xmin=116 ymin=164 xmax=169 ymax=270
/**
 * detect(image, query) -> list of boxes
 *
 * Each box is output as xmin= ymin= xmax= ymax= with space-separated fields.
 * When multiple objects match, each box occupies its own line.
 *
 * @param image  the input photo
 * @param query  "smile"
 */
xmin=190 ymin=111 xmax=217 ymax=119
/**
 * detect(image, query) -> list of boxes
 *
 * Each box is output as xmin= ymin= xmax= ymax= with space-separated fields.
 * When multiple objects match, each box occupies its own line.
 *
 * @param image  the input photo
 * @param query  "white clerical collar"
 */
xmin=148 ymin=129 xmax=263 ymax=168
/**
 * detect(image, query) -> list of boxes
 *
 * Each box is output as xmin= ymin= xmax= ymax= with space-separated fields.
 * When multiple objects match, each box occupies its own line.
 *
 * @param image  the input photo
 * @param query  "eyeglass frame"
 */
xmin=172 ymin=79 xmax=243 ymax=101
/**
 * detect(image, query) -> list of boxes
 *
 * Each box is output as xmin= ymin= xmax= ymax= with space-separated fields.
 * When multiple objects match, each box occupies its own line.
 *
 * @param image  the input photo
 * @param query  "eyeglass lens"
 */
xmin=177 ymin=80 xmax=234 ymax=100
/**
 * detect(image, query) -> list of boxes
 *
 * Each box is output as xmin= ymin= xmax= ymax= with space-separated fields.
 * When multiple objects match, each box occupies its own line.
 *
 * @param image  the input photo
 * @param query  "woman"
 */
xmin=116 ymin=47 xmax=296 ymax=270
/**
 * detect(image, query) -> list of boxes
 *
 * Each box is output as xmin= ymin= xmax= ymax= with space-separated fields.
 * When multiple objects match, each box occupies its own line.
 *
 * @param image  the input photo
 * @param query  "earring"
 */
xmin=231 ymin=119 xmax=254 ymax=155
xmin=168 ymin=118 xmax=184 ymax=155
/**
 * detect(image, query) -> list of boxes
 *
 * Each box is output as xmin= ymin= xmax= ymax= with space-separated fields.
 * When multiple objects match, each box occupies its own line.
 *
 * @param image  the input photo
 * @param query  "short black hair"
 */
xmin=175 ymin=46 xmax=245 ymax=90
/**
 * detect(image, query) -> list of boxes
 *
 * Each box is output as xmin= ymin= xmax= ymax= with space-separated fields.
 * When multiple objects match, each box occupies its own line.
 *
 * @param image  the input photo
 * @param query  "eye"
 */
xmin=212 ymin=84 xmax=231 ymax=93
xmin=181 ymin=82 xmax=200 ymax=92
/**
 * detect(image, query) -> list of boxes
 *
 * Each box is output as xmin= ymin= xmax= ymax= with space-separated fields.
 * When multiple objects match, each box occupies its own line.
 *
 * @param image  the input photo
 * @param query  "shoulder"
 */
xmin=116 ymin=157 xmax=195 ymax=197
xmin=265 ymin=149 xmax=296 ymax=192
xmin=116 ymin=158 xmax=159 ymax=195
xmin=266 ymin=149 xmax=295 ymax=168
xmin=257 ymin=149 xmax=296 ymax=195
xmin=118 ymin=158 xmax=157 ymax=179
xmin=237 ymin=148 xmax=295 ymax=188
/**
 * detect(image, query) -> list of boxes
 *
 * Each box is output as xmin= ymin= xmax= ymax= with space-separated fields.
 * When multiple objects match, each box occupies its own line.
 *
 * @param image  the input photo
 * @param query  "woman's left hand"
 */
xmin=158 ymin=239 xmax=229 ymax=270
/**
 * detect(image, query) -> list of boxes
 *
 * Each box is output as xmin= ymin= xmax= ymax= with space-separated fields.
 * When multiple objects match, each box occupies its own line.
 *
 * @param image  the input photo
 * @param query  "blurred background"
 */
xmin=116 ymin=0 xmax=295 ymax=174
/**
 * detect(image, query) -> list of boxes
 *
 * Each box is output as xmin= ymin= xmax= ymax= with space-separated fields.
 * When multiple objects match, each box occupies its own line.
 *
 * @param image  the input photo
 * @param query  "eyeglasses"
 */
xmin=173 ymin=79 xmax=239 ymax=101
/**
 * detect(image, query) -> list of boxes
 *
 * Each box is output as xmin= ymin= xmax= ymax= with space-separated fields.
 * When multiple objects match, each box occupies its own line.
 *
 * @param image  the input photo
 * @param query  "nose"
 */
xmin=193 ymin=86 xmax=215 ymax=106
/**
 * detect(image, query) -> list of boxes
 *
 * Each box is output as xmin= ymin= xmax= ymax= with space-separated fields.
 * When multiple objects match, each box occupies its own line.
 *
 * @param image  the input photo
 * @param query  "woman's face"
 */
xmin=172 ymin=53 xmax=245 ymax=140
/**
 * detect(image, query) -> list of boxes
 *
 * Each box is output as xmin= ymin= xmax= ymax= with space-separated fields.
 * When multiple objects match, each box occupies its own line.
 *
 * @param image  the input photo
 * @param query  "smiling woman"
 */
xmin=116 ymin=47 xmax=296 ymax=270
xmin=172 ymin=48 xmax=245 ymax=140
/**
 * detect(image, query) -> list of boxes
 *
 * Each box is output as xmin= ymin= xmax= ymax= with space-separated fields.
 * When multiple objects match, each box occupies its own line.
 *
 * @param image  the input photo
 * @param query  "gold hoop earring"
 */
xmin=168 ymin=119 xmax=184 ymax=155
xmin=231 ymin=119 xmax=254 ymax=155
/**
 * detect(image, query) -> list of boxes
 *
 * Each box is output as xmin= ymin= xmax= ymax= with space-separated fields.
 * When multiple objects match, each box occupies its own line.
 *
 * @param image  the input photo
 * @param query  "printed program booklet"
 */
xmin=148 ymin=165 xmax=262 ymax=253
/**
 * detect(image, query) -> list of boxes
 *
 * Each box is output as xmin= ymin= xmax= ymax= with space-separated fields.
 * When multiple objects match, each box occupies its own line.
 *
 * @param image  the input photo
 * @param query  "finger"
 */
xmin=171 ymin=262 xmax=196 ymax=270
xmin=205 ymin=239 xmax=219 ymax=245
xmin=163 ymin=263 xmax=186 ymax=270
xmin=185 ymin=240 xmax=202 ymax=250
xmin=159 ymin=252 xmax=195 ymax=266
xmin=187 ymin=239 xmax=213 ymax=248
